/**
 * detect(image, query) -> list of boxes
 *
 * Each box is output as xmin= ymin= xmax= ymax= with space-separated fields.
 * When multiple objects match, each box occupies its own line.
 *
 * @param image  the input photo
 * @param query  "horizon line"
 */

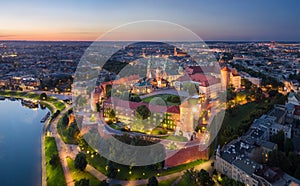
xmin=1 ymin=39 xmax=300 ymax=43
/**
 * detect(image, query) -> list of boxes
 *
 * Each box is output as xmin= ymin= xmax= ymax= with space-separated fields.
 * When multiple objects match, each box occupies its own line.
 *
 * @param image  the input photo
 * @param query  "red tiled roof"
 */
xmin=167 ymin=105 xmax=180 ymax=114
xmin=186 ymin=66 xmax=220 ymax=75
xmin=295 ymin=105 xmax=300 ymax=116
xmin=176 ymin=73 xmax=221 ymax=87
xmin=101 ymin=75 xmax=140 ymax=87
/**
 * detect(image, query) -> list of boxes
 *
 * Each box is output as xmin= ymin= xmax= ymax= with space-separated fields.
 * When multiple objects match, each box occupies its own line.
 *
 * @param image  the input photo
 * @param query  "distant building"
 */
xmin=215 ymin=104 xmax=300 ymax=186
xmin=288 ymin=92 xmax=300 ymax=106
xmin=245 ymin=76 xmax=262 ymax=87
xmin=251 ymin=114 xmax=292 ymax=139
xmin=215 ymin=141 xmax=260 ymax=186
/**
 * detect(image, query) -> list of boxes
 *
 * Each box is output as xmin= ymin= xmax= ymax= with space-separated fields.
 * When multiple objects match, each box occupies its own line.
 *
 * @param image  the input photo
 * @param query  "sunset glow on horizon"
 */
xmin=1 ymin=0 xmax=300 ymax=41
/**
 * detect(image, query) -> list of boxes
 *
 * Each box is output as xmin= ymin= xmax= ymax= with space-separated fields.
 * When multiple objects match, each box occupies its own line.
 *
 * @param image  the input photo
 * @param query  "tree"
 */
xmin=130 ymin=94 xmax=141 ymax=102
xmin=96 ymin=102 xmax=101 ymax=112
xmin=75 ymin=178 xmax=89 ymax=186
xmin=254 ymin=87 xmax=264 ymax=102
xmin=226 ymin=85 xmax=236 ymax=101
xmin=107 ymin=161 xmax=118 ymax=178
xmin=167 ymin=95 xmax=180 ymax=104
xmin=99 ymin=180 xmax=109 ymax=186
xmin=67 ymin=121 xmax=80 ymax=139
xmin=295 ymin=166 xmax=300 ymax=179
xmin=149 ymin=97 xmax=166 ymax=106
xmin=182 ymin=169 xmax=198 ymax=185
xmin=267 ymin=150 xmax=292 ymax=173
xmin=288 ymin=152 xmax=298 ymax=173
xmin=108 ymin=108 xmax=116 ymax=119
xmin=135 ymin=105 xmax=150 ymax=120
xmin=221 ymin=176 xmax=245 ymax=186
xmin=284 ymin=138 xmax=294 ymax=155
xmin=242 ymin=78 xmax=252 ymax=91
xmin=49 ymin=154 xmax=60 ymax=167
xmin=270 ymin=131 xmax=285 ymax=151
xmin=74 ymin=153 xmax=87 ymax=171
xmin=40 ymin=93 xmax=47 ymax=100
xmin=62 ymin=114 xmax=69 ymax=127
xmin=183 ymin=82 xmax=199 ymax=96
xmin=198 ymin=169 xmax=214 ymax=186
xmin=147 ymin=176 xmax=158 ymax=186
xmin=182 ymin=168 xmax=214 ymax=186
xmin=268 ymin=90 xmax=278 ymax=97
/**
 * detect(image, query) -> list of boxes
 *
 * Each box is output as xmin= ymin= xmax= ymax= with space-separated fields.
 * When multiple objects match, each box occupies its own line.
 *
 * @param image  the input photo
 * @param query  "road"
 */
xmin=109 ymin=158 xmax=214 ymax=186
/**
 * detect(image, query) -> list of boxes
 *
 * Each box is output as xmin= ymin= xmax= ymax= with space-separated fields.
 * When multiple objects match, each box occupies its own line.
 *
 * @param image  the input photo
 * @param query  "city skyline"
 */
xmin=1 ymin=0 xmax=300 ymax=41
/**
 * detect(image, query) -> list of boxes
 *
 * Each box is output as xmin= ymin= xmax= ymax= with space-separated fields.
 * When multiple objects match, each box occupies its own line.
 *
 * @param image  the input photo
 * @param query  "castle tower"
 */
xmin=221 ymin=66 xmax=231 ymax=90
xmin=142 ymin=48 xmax=146 ymax=58
xmin=146 ymin=56 xmax=152 ymax=79
xmin=162 ymin=58 xmax=168 ymax=79
xmin=174 ymin=47 xmax=177 ymax=56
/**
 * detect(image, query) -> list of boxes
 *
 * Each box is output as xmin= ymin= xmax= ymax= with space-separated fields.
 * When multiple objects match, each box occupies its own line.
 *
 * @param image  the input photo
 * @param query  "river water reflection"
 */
xmin=0 ymin=99 xmax=49 ymax=186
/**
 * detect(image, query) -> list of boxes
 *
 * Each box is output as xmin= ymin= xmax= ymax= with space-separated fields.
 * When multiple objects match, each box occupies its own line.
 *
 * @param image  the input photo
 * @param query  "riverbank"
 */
xmin=0 ymin=90 xmax=67 ymax=186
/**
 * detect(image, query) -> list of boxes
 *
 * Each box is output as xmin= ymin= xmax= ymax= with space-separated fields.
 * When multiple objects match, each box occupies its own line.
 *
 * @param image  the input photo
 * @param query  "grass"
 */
xmin=218 ymin=102 xmax=258 ymax=146
xmin=45 ymin=137 xmax=66 ymax=186
xmin=40 ymin=101 xmax=55 ymax=113
xmin=0 ymin=90 xmax=26 ymax=98
xmin=83 ymin=140 xmax=205 ymax=181
xmin=57 ymin=111 xmax=79 ymax=144
xmin=160 ymin=159 xmax=205 ymax=176
xmin=86 ymin=153 xmax=108 ymax=175
xmin=177 ymin=176 xmax=190 ymax=186
xmin=160 ymin=135 xmax=188 ymax=142
xmin=218 ymin=94 xmax=284 ymax=147
xmin=47 ymin=96 xmax=66 ymax=111
xmin=151 ymin=127 xmax=168 ymax=135
xmin=223 ymin=102 xmax=257 ymax=128
xmin=142 ymin=94 xmax=181 ymax=106
xmin=66 ymin=157 xmax=101 ymax=186
xmin=0 ymin=90 xmax=66 ymax=111
xmin=109 ymin=123 xmax=122 ymax=130
xmin=159 ymin=177 xmax=179 ymax=186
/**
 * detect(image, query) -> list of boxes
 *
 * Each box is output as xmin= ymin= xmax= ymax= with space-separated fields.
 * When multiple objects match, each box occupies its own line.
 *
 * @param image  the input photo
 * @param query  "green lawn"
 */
xmin=160 ymin=159 xmax=205 ymax=176
xmin=142 ymin=94 xmax=181 ymax=106
xmin=45 ymin=137 xmax=66 ymax=186
xmin=57 ymin=113 xmax=79 ymax=144
xmin=47 ymin=96 xmax=66 ymax=111
xmin=177 ymin=176 xmax=190 ymax=186
xmin=159 ymin=135 xmax=188 ymax=142
xmin=151 ymin=127 xmax=168 ymax=135
xmin=0 ymin=90 xmax=66 ymax=111
xmin=40 ymin=101 xmax=55 ymax=113
xmin=0 ymin=90 xmax=26 ymax=98
xmin=66 ymin=157 xmax=101 ymax=186
xmin=223 ymin=102 xmax=257 ymax=128
xmin=159 ymin=177 xmax=179 ymax=186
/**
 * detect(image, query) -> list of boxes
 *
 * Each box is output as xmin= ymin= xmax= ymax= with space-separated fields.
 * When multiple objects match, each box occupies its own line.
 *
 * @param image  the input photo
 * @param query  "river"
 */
xmin=0 ymin=99 xmax=49 ymax=186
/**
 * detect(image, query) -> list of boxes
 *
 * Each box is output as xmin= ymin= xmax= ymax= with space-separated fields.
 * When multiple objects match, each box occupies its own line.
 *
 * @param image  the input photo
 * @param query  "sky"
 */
xmin=0 ymin=0 xmax=300 ymax=41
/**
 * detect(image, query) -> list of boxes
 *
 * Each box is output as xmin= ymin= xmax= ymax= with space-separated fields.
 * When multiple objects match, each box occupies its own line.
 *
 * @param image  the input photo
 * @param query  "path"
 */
xmin=44 ymin=99 xmax=214 ymax=186
xmin=46 ymin=103 xmax=74 ymax=186
xmin=109 ymin=158 xmax=214 ymax=186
